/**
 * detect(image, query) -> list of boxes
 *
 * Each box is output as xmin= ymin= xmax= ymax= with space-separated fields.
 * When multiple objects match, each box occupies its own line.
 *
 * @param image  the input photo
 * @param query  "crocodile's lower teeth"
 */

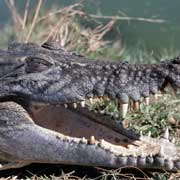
xmin=159 ymin=146 xmax=165 ymax=157
xmin=89 ymin=136 xmax=96 ymax=145
xmin=80 ymin=137 xmax=87 ymax=144
xmin=163 ymin=128 xmax=169 ymax=140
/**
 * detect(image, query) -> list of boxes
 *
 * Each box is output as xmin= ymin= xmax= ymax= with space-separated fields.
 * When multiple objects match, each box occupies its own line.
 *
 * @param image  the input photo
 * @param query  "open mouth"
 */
xmin=26 ymin=83 xmax=180 ymax=165
xmin=32 ymin=104 xmax=135 ymax=146
xmin=31 ymin=78 xmax=179 ymax=145
xmin=30 ymin=103 xmax=164 ymax=158
xmin=0 ymin=97 xmax=179 ymax=171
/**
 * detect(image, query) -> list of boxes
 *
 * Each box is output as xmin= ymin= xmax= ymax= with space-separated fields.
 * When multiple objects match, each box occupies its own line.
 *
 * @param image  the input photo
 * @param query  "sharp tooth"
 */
xmin=154 ymin=92 xmax=163 ymax=100
xmin=80 ymin=137 xmax=87 ymax=144
xmin=120 ymin=103 xmax=128 ymax=118
xmin=144 ymin=97 xmax=150 ymax=105
xmin=64 ymin=104 xmax=68 ymax=108
xmin=89 ymin=98 xmax=93 ymax=104
xmin=140 ymin=131 xmax=143 ymax=138
xmin=140 ymin=149 xmax=145 ymax=157
xmin=99 ymin=139 xmax=104 ymax=147
xmin=163 ymin=127 xmax=169 ymax=140
xmin=73 ymin=103 xmax=77 ymax=109
xmin=80 ymin=101 xmax=85 ymax=108
xmin=148 ymin=131 xmax=151 ymax=137
xmin=89 ymin=136 xmax=96 ymax=145
xmin=133 ymin=101 xmax=140 ymax=111
xmin=171 ymin=138 xmax=175 ymax=144
xmin=109 ymin=147 xmax=113 ymax=153
xmin=154 ymin=94 xmax=158 ymax=100
xmin=159 ymin=146 xmax=164 ymax=157
xmin=99 ymin=97 xmax=104 ymax=101
xmin=63 ymin=136 xmax=69 ymax=142
xmin=100 ymin=110 xmax=105 ymax=114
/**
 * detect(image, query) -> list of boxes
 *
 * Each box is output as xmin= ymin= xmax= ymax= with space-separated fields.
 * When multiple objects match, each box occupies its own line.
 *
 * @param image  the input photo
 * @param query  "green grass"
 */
xmin=89 ymin=94 xmax=180 ymax=142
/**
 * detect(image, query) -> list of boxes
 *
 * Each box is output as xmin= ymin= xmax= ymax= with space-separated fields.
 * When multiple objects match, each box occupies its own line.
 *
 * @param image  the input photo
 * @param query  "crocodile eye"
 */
xmin=25 ymin=57 xmax=53 ymax=73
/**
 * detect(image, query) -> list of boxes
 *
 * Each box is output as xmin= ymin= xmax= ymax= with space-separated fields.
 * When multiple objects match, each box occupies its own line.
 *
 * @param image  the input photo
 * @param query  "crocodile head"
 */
xmin=2 ymin=43 xmax=180 ymax=117
xmin=0 ymin=42 xmax=179 ymax=171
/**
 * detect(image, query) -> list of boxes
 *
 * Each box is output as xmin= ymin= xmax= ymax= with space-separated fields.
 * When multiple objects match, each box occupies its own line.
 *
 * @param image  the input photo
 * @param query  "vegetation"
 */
xmin=0 ymin=0 xmax=180 ymax=179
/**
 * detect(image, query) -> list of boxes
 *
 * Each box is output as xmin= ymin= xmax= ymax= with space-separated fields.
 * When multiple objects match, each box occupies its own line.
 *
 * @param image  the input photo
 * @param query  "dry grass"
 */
xmin=5 ymin=0 xmax=117 ymax=53
xmin=5 ymin=0 xmax=166 ymax=53
xmin=0 ymin=165 xmax=179 ymax=180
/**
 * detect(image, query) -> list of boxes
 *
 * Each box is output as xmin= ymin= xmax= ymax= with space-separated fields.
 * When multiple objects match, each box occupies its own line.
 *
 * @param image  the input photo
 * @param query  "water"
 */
xmin=0 ymin=0 xmax=180 ymax=52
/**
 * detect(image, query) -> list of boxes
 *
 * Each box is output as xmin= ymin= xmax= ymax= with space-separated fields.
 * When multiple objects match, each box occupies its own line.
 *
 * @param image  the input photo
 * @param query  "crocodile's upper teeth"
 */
xmin=144 ymin=97 xmax=150 ymax=105
xmin=133 ymin=101 xmax=140 ymax=111
xmin=89 ymin=98 xmax=93 ymax=104
xmin=64 ymin=104 xmax=68 ymax=108
xmin=120 ymin=103 xmax=128 ymax=118
xmin=80 ymin=101 xmax=85 ymax=108
xmin=73 ymin=103 xmax=77 ymax=109
xmin=154 ymin=94 xmax=158 ymax=100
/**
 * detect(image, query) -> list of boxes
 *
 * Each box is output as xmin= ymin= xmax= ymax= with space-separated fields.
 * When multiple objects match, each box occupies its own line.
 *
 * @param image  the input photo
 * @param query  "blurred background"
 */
xmin=1 ymin=0 xmax=180 ymax=63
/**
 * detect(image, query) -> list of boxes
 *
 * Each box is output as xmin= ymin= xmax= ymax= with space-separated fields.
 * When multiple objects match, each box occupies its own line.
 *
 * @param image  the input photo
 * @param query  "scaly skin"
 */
xmin=0 ymin=42 xmax=179 ymax=171
xmin=1 ymin=42 xmax=180 ymax=104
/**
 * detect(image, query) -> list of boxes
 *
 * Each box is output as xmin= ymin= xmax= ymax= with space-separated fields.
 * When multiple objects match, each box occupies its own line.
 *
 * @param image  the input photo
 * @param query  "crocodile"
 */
xmin=0 ymin=41 xmax=179 ymax=171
